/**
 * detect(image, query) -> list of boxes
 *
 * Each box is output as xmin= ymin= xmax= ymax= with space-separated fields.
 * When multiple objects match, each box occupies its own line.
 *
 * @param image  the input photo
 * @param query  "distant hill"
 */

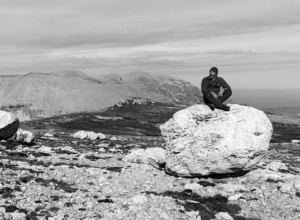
xmin=97 ymin=71 xmax=202 ymax=104
xmin=0 ymin=70 xmax=202 ymax=121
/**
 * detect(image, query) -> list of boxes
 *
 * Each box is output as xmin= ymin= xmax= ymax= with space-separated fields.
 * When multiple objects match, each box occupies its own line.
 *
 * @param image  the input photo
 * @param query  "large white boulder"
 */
xmin=0 ymin=110 xmax=19 ymax=140
xmin=160 ymin=104 xmax=273 ymax=177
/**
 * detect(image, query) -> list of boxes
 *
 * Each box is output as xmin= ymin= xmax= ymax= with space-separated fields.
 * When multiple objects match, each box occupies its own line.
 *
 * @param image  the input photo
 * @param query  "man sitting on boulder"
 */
xmin=201 ymin=67 xmax=232 ymax=111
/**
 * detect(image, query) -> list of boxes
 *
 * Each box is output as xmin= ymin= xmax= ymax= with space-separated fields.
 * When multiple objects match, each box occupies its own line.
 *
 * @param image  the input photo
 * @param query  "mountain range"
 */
xmin=0 ymin=70 xmax=202 ymax=121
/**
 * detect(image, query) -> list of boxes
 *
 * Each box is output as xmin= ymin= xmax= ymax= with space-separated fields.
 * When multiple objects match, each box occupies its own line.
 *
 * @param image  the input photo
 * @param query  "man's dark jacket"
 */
xmin=201 ymin=76 xmax=232 ymax=97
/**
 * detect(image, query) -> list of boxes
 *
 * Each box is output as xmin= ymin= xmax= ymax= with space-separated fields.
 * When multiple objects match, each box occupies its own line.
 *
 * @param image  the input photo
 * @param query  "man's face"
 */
xmin=209 ymin=71 xmax=217 ymax=79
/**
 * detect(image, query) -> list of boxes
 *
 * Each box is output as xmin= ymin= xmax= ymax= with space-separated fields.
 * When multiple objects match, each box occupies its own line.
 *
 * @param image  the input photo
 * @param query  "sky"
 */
xmin=1 ymin=0 xmax=300 ymax=91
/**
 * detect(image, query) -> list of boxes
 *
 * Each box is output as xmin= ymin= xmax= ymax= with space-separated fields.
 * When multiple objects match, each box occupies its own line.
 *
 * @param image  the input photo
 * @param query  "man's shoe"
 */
xmin=223 ymin=106 xmax=230 ymax=111
xmin=207 ymin=104 xmax=215 ymax=111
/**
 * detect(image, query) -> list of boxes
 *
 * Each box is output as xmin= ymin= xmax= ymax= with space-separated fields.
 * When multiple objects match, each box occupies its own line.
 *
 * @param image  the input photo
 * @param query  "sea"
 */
xmin=231 ymin=89 xmax=300 ymax=114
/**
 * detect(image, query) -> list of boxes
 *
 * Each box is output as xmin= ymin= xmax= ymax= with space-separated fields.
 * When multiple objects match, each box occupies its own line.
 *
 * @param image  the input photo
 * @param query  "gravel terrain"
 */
xmin=1 ymin=100 xmax=300 ymax=219
xmin=1 ymin=132 xmax=300 ymax=220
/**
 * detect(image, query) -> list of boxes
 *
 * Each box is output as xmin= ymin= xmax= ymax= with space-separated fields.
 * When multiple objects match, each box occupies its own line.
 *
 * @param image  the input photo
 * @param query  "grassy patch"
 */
xmin=35 ymin=178 xmax=77 ymax=193
xmin=104 ymin=166 xmax=123 ymax=173
xmin=198 ymin=181 xmax=216 ymax=187
xmin=18 ymin=175 xmax=78 ymax=193
xmin=1 ymin=205 xmax=28 ymax=214
xmin=98 ymin=198 xmax=114 ymax=203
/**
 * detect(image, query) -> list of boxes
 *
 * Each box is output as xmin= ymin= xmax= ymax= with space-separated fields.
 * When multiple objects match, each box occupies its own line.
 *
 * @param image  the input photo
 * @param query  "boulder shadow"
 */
xmin=165 ymin=168 xmax=250 ymax=179
xmin=201 ymin=170 xmax=251 ymax=179
xmin=144 ymin=190 xmax=260 ymax=220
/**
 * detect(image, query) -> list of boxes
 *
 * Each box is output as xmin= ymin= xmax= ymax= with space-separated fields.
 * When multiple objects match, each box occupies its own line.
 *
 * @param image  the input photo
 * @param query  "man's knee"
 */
xmin=224 ymin=90 xmax=232 ymax=97
xmin=203 ymin=96 xmax=209 ymax=104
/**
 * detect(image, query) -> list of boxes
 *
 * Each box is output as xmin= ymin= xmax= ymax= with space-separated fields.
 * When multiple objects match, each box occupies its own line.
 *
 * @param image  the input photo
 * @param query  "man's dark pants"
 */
xmin=203 ymin=91 xmax=232 ymax=110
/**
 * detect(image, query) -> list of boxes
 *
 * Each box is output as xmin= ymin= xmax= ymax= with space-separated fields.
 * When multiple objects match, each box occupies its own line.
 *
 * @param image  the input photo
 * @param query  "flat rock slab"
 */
xmin=160 ymin=104 xmax=273 ymax=177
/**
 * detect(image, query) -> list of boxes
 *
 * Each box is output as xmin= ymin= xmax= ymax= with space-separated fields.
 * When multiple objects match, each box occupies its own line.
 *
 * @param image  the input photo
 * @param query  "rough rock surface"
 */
xmin=160 ymin=104 xmax=273 ymax=177
xmin=0 ymin=110 xmax=19 ymax=140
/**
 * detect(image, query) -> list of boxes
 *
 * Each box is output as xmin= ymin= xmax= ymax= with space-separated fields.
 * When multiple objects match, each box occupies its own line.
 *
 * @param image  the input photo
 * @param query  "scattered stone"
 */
xmin=185 ymin=210 xmax=200 ymax=218
xmin=213 ymin=212 xmax=234 ymax=220
xmin=218 ymin=182 xmax=248 ymax=195
xmin=10 ymin=129 xmax=35 ymax=143
xmin=128 ymin=195 xmax=148 ymax=205
xmin=72 ymin=131 xmax=106 ymax=140
xmin=292 ymin=139 xmax=300 ymax=144
xmin=265 ymin=161 xmax=288 ymax=172
xmin=184 ymin=183 xmax=202 ymax=191
xmin=246 ymin=168 xmax=295 ymax=183
xmin=110 ymin=136 xmax=117 ymax=141
xmin=78 ymin=153 xmax=86 ymax=160
xmin=0 ymin=110 xmax=19 ymax=140
xmin=98 ymin=133 xmax=106 ymax=140
xmin=279 ymin=182 xmax=294 ymax=194
xmin=228 ymin=193 xmax=243 ymax=201
xmin=96 ymin=115 xmax=123 ymax=120
xmin=9 ymin=212 xmax=27 ymax=220
xmin=293 ymin=179 xmax=300 ymax=191
xmin=97 ymin=143 xmax=109 ymax=148
xmin=59 ymin=146 xmax=77 ymax=153
xmin=37 ymin=145 xmax=53 ymax=154
xmin=44 ymin=133 xmax=54 ymax=137
xmin=159 ymin=211 xmax=170 ymax=220
xmin=160 ymin=104 xmax=273 ymax=177
xmin=122 ymin=147 xmax=166 ymax=166
xmin=99 ymin=148 xmax=106 ymax=152
xmin=0 ymin=145 xmax=6 ymax=150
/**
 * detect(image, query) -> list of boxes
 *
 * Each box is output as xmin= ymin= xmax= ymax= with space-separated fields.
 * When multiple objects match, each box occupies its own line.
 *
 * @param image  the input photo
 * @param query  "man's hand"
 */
xmin=218 ymin=88 xmax=224 ymax=97
xmin=211 ymin=92 xmax=218 ymax=99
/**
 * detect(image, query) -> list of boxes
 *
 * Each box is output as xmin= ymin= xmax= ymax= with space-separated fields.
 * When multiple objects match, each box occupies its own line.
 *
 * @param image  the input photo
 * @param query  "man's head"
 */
xmin=209 ymin=67 xmax=218 ymax=80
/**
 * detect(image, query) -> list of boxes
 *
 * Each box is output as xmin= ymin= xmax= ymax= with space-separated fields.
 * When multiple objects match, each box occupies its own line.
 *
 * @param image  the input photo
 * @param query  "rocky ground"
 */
xmin=1 ymin=99 xmax=300 ymax=220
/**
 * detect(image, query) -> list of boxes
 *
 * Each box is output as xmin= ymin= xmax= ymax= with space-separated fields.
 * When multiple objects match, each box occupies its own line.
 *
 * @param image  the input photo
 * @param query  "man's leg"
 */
xmin=218 ymin=90 xmax=232 ymax=103
xmin=203 ymin=96 xmax=215 ymax=110
xmin=205 ymin=93 xmax=228 ymax=110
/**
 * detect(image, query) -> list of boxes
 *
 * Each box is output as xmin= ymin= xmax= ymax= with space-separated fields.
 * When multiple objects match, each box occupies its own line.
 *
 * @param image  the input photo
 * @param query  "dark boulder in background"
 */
xmin=0 ymin=110 xmax=19 ymax=140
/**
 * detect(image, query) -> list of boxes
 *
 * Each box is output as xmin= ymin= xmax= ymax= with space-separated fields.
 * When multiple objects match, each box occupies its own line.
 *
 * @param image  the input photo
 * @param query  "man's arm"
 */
xmin=219 ymin=77 xmax=232 ymax=94
xmin=201 ymin=78 xmax=210 ymax=97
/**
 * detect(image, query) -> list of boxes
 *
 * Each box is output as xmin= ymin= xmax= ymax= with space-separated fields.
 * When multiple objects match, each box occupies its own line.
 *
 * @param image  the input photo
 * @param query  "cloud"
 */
xmin=1 ymin=0 xmax=300 ymax=50
xmin=0 ymin=0 xmax=300 ymax=91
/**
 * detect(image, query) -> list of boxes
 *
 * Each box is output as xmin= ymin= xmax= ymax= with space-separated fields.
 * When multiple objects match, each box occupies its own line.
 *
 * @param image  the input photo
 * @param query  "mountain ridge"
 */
xmin=0 ymin=70 xmax=202 ymax=121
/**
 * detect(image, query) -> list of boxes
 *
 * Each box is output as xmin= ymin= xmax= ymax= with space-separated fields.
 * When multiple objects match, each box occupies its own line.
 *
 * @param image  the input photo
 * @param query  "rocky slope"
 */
xmin=0 ymin=71 xmax=202 ymax=121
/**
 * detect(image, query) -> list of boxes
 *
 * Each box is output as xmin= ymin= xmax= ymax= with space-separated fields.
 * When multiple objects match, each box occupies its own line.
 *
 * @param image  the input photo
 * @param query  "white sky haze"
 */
xmin=1 ymin=0 xmax=300 ymax=90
